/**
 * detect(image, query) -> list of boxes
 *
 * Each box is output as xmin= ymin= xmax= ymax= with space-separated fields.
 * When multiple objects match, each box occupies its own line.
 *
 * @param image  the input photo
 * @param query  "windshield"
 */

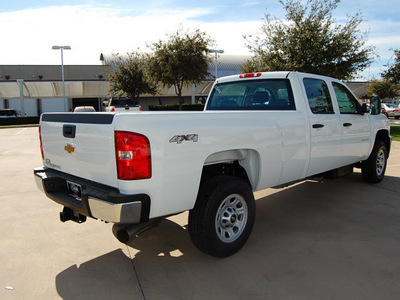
xmin=206 ymin=79 xmax=295 ymax=111
xmin=386 ymin=104 xmax=397 ymax=108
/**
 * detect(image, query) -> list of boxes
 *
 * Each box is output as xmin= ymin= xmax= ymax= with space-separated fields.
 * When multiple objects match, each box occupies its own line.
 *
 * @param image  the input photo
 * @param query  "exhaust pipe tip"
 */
xmin=112 ymin=219 xmax=161 ymax=244
xmin=112 ymin=224 xmax=139 ymax=244
xmin=116 ymin=229 xmax=131 ymax=244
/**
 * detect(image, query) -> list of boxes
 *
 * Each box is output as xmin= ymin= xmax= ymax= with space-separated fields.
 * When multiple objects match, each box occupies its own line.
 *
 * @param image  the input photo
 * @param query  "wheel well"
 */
xmin=376 ymin=129 xmax=391 ymax=157
xmin=200 ymin=161 xmax=251 ymax=187
xmin=201 ymin=149 xmax=260 ymax=189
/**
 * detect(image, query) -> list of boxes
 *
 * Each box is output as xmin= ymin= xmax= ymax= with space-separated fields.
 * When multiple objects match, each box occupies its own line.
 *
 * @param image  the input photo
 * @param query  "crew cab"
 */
xmin=34 ymin=72 xmax=391 ymax=257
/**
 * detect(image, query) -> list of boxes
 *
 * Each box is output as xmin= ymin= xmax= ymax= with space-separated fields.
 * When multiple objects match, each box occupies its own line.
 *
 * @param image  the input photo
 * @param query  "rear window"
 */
xmin=111 ymin=97 xmax=136 ymax=107
xmin=206 ymin=79 xmax=295 ymax=111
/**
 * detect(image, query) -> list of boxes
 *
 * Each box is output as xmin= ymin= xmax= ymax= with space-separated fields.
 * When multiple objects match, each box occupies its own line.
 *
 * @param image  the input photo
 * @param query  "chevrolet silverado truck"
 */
xmin=34 ymin=72 xmax=391 ymax=257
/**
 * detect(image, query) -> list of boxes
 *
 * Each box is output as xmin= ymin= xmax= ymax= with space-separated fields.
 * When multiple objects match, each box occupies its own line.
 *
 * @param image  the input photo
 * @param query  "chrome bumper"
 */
xmin=87 ymin=197 xmax=142 ymax=224
xmin=34 ymin=167 xmax=150 ymax=224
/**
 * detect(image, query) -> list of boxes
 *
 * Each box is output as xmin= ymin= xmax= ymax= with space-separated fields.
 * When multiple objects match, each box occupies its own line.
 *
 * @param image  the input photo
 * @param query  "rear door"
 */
xmin=301 ymin=76 xmax=343 ymax=176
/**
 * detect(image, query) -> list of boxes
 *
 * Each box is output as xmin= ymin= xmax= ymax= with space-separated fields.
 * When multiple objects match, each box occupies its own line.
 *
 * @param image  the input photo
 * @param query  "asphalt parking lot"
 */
xmin=1 ymin=126 xmax=400 ymax=300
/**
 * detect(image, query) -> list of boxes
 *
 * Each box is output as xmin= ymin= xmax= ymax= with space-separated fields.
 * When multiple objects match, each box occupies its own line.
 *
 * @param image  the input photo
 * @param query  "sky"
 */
xmin=0 ymin=0 xmax=399 ymax=80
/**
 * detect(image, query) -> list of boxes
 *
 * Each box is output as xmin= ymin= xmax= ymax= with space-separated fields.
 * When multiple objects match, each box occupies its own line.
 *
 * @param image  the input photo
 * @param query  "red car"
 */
xmin=381 ymin=105 xmax=388 ymax=117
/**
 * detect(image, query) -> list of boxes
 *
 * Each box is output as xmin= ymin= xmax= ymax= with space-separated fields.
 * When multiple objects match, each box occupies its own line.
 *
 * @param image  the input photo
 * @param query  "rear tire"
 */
xmin=188 ymin=176 xmax=255 ymax=258
xmin=361 ymin=140 xmax=387 ymax=183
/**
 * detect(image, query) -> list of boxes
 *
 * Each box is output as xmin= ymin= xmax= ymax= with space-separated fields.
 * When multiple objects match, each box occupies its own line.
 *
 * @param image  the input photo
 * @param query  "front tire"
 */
xmin=188 ymin=176 xmax=255 ymax=258
xmin=362 ymin=140 xmax=388 ymax=183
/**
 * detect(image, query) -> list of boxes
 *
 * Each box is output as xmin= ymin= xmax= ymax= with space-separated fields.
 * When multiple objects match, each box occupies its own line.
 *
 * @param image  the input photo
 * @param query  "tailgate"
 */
xmin=40 ymin=113 xmax=118 ymax=188
xmin=113 ymin=106 xmax=141 ymax=112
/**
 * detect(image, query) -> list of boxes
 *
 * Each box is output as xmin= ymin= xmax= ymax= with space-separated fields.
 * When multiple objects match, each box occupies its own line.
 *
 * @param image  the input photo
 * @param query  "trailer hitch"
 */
xmin=60 ymin=207 xmax=87 ymax=223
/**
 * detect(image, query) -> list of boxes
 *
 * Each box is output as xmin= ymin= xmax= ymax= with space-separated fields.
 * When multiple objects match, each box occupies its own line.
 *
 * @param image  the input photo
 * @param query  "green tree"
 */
xmin=367 ymin=79 xmax=397 ymax=99
xmin=382 ymin=49 xmax=400 ymax=84
xmin=108 ymin=51 xmax=157 ymax=103
xmin=243 ymin=0 xmax=374 ymax=80
xmin=148 ymin=28 xmax=212 ymax=110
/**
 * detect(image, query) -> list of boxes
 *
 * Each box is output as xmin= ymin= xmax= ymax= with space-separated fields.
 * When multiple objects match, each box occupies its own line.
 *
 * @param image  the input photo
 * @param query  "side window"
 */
xmin=303 ymin=78 xmax=334 ymax=114
xmin=332 ymin=82 xmax=361 ymax=114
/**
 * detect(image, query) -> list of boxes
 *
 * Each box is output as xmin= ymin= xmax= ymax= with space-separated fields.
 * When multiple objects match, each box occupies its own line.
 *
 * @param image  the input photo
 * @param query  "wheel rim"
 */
xmin=215 ymin=194 xmax=248 ymax=243
xmin=376 ymin=148 xmax=386 ymax=176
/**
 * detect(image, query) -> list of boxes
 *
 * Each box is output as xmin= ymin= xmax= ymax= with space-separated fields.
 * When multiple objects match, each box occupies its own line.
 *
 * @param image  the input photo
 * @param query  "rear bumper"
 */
xmin=34 ymin=167 xmax=150 ymax=224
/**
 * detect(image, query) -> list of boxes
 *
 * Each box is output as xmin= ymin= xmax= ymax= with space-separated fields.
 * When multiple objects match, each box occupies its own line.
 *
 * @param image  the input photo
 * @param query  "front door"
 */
xmin=331 ymin=82 xmax=371 ymax=164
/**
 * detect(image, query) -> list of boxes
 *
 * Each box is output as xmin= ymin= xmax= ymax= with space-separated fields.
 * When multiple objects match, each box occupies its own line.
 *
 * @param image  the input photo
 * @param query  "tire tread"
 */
xmin=188 ymin=175 xmax=255 ymax=257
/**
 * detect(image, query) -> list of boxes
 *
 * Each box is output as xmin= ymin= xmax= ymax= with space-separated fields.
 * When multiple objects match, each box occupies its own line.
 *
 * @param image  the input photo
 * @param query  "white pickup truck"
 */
xmin=105 ymin=97 xmax=142 ymax=112
xmin=34 ymin=72 xmax=391 ymax=257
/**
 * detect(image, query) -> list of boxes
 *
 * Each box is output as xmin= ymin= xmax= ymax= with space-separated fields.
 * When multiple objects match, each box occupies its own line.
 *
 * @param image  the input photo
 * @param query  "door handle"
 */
xmin=312 ymin=124 xmax=324 ymax=129
xmin=63 ymin=125 xmax=76 ymax=138
xmin=343 ymin=123 xmax=352 ymax=127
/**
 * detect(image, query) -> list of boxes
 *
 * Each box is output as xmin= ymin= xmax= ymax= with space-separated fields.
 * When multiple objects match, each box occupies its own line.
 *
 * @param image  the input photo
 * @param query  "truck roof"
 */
xmin=215 ymin=71 xmax=291 ymax=84
xmin=215 ymin=71 xmax=341 ymax=84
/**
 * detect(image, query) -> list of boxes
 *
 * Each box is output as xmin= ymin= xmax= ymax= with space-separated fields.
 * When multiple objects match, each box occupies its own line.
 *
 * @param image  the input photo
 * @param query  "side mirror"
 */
xmin=370 ymin=96 xmax=381 ymax=115
xmin=361 ymin=103 xmax=369 ymax=115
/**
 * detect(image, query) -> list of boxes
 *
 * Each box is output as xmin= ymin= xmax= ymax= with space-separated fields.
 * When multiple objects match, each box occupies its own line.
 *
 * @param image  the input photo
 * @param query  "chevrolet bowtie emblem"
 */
xmin=64 ymin=144 xmax=75 ymax=154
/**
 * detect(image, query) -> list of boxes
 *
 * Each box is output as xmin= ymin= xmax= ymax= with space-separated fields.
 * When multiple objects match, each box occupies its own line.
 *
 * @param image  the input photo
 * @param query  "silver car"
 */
xmin=382 ymin=103 xmax=400 ymax=119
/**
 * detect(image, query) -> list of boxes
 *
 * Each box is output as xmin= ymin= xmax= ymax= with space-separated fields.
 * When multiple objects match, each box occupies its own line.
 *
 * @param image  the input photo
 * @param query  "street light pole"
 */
xmin=52 ymin=45 xmax=71 ymax=112
xmin=209 ymin=49 xmax=224 ymax=78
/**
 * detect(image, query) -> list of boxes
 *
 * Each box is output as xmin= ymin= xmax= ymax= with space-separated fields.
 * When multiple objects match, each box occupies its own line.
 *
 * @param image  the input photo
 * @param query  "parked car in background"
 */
xmin=105 ymin=97 xmax=142 ymax=112
xmin=0 ymin=109 xmax=20 ymax=118
xmin=381 ymin=105 xmax=388 ymax=117
xmin=382 ymin=103 xmax=400 ymax=119
xmin=74 ymin=106 xmax=96 ymax=112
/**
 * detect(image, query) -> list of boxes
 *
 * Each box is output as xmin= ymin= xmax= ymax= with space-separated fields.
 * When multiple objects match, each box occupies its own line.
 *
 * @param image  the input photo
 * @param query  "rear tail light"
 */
xmin=39 ymin=126 xmax=44 ymax=159
xmin=115 ymin=131 xmax=151 ymax=180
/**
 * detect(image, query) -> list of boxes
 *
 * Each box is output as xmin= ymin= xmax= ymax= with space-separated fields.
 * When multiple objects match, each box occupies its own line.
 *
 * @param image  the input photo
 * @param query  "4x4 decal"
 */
xmin=169 ymin=134 xmax=198 ymax=144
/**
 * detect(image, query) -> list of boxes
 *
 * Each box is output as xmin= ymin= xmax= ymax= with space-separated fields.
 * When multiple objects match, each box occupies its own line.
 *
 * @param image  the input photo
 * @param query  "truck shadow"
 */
xmin=55 ymin=174 xmax=400 ymax=299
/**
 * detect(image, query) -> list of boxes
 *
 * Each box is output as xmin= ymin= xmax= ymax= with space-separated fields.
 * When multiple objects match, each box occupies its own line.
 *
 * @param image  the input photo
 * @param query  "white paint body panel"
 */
xmin=41 ymin=120 xmax=118 ymax=187
xmin=40 ymin=72 xmax=390 ymax=220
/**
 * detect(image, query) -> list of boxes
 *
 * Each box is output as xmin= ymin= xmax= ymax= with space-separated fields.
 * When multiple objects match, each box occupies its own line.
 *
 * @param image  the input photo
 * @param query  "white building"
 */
xmin=0 ymin=54 xmax=368 ymax=115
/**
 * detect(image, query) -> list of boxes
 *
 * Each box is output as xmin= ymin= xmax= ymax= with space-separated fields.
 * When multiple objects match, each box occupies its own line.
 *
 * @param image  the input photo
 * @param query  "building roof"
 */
xmin=0 ymin=65 xmax=110 ymax=81
xmin=0 ymin=65 xmax=111 ymax=99
xmin=345 ymin=81 xmax=369 ymax=98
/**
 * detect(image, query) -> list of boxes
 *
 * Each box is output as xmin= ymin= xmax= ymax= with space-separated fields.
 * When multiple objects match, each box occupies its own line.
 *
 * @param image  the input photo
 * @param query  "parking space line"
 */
xmin=16 ymin=128 xmax=28 ymax=135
